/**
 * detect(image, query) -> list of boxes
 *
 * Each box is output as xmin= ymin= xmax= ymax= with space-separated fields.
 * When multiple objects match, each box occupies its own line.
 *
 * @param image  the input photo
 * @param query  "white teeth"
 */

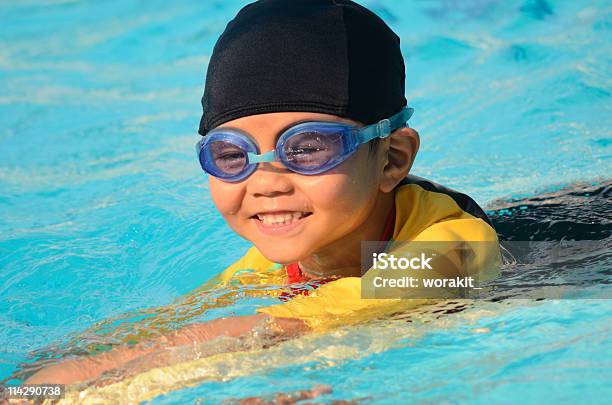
xmin=256 ymin=212 xmax=307 ymax=225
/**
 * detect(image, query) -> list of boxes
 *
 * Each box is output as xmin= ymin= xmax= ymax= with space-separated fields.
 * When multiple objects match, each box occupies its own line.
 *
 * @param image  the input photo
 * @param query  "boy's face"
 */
xmin=207 ymin=111 xmax=388 ymax=264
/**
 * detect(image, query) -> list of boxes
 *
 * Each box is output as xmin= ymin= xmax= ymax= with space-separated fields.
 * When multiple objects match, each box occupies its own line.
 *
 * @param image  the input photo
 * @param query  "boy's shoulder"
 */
xmin=393 ymin=175 xmax=497 ymax=242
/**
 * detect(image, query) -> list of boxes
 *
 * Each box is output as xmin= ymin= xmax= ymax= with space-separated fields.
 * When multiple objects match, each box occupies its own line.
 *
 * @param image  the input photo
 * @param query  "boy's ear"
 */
xmin=379 ymin=127 xmax=420 ymax=193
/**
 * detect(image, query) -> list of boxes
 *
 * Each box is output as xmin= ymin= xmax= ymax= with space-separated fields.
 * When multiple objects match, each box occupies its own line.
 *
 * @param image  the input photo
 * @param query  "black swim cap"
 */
xmin=198 ymin=0 xmax=406 ymax=135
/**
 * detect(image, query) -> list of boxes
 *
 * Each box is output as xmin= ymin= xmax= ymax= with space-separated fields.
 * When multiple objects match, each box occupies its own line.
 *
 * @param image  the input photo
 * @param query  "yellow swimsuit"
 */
xmin=205 ymin=175 xmax=500 ymax=330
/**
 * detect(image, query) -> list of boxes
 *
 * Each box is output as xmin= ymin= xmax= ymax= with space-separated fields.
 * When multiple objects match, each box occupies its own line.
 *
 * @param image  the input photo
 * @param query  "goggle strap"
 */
xmin=247 ymin=149 xmax=276 ymax=163
xmin=356 ymin=107 xmax=415 ymax=144
xmin=388 ymin=106 xmax=414 ymax=131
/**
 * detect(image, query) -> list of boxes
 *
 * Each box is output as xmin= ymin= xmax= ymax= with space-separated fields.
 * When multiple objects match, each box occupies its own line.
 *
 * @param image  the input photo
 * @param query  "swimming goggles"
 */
xmin=196 ymin=107 xmax=414 ymax=182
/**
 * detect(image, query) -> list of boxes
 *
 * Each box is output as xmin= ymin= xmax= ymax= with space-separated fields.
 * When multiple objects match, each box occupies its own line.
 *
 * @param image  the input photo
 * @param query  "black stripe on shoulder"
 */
xmin=398 ymin=175 xmax=495 ymax=229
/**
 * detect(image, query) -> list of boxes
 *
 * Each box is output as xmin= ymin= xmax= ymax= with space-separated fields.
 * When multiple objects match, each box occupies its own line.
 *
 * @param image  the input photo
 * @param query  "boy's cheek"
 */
xmin=300 ymin=167 xmax=365 ymax=200
xmin=208 ymin=178 xmax=243 ymax=216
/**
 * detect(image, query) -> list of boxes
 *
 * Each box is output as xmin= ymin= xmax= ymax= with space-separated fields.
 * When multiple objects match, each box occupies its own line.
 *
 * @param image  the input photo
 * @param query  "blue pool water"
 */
xmin=0 ymin=0 xmax=610 ymax=403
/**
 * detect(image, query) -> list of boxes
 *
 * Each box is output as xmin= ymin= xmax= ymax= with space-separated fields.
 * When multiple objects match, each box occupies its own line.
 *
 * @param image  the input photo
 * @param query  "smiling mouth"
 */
xmin=251 ymin=211 xmax=313 ymax=226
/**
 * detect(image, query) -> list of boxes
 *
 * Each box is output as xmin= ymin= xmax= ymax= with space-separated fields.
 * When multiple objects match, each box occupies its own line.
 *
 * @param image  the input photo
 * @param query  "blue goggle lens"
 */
xmin=281 ymin=129 xmax=345 ymax=171
xmin=208 ymin=140 xmax=249 ymax=176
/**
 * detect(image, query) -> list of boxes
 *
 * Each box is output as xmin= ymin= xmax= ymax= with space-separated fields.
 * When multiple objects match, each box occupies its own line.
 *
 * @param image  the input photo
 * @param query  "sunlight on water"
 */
xmin=1 ymin=0 xmax=610 ymax=403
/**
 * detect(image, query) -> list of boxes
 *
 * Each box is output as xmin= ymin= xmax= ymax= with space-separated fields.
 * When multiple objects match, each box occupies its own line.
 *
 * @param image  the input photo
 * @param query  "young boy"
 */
xmin=26 ymin=0 xmax=499 ymax=385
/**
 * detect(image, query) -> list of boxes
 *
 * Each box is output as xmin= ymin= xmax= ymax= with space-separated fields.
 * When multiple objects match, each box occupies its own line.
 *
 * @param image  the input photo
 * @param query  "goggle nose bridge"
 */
xmin=247 ymin=149 xmax=276 ymax=163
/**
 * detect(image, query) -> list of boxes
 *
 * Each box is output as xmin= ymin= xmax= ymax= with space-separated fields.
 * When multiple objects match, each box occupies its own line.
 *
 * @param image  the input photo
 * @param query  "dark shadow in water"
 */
xmin=482 ymin=178 xmax=611 ymax=301
xmin=488 ymin=178 xmax=611 ymax=241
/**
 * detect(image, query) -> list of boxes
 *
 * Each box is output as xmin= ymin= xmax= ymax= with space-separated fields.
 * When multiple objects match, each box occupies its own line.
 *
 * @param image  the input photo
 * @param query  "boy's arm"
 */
xmin=25 ymin=314 xmax=308 ymax=385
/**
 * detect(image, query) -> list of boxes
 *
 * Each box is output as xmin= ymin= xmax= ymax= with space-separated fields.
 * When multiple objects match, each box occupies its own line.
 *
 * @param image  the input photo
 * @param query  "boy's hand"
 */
xmin=24 ymin=344 xmax=150 ymax=384
xmin=24 ymin=314 xmax=308 ymax=386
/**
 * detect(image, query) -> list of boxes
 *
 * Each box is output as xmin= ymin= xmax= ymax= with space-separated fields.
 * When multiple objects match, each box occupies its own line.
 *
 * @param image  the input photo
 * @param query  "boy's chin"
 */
xmin=255 ymin=243 xmax=307 ymax=265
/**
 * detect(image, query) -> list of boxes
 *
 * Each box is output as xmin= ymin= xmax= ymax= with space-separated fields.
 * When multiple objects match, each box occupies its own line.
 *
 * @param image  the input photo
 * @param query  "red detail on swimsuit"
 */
xmin=281 ymin=262 xmax=335 ymax=301
xmin=285 ymin=262 xmax=304 ymax=284
xmin=282 ymin=204 xmax=396 ymax=291
xmin=278 ymin=279 xmax=337 ymax=302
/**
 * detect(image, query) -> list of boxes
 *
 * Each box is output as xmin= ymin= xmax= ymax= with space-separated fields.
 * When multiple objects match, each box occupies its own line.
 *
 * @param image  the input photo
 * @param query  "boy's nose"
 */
xmin=246 ymin=162 xmax=294 ymax=196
